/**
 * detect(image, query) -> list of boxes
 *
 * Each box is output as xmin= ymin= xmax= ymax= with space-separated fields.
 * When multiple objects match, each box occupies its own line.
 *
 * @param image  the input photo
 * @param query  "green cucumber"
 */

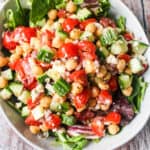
xmin=18 ymin=90 xmax=31 ymax=104
xmin=21 ymin=106 xmax=30 ymax=117
xmin=0 ymin=88 xmax=12 ymax=100
xmin=37 ymin=74 xmax=49 ymax=83
xmin=1 ymin=69 xmax=14 ymax=80
xmin=77 ymin=8 xmax=92 ymax=20
xmin=56 ymin=30 xmax=68 ymax=39
xmin=80 ymin=31 xmax=95 ymax=42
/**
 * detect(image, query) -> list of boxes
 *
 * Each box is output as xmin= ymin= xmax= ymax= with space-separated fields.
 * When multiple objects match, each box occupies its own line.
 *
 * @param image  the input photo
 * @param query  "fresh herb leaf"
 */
xmin=116 ymin=16 xmax=126 ymax=32
xmin=55 ymin=0 xmax=67 ymax=9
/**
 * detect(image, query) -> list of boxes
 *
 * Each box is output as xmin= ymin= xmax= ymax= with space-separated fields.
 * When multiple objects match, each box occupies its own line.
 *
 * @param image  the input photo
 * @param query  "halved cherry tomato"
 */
xmin=118 ymin=54 xmax=131 ymax=62
xmin=79 ymin=18 xmax=97 ymax=30
xmin=69 ymin=70 xmax=87 ymax=85
xmin=100 ymin=17 xmax=116 ymax=28
xmin=57 ymin=43 xmax=79 ymax=58
xmin=91 ymin=117 xmax=105 ymax=137
xmin=62 ymin=18 xmax=79 ymax=33
xmin=40 ymin=30 xmax=55 ymax=48
xmin=2 ymin=31 xmax=18 ymax=50
xmin=105 ymin=112 xmax=121 ymax=125
xmin=25 ymin=114 xmax=42 ymax=126
xmin=109 ymin=76 xmax=118 ymax=92
xmin=73 ymin=89 xmax=90 ymax=109
xmin=44 ymin=114 xmax=61 ymax=130
xmin=57 ymin=9 xmax=66 ymax=18
xmin=123 ymin=32 xmax=134 ymax=41
xmin=98 ymin=90 xmax=112 ymax=105
xmin=78 ymin=41 xmax=96 ymax=60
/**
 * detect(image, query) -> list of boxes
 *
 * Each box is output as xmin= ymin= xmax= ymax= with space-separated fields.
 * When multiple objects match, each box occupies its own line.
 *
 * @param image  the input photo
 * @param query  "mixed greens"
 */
xmin=0 ymin=0 xmax=149 ymax=149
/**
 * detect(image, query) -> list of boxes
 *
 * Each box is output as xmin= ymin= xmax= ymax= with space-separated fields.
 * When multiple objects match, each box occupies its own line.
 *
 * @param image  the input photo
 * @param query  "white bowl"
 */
xmin=0 ymin=0 xmax=150 ymax=150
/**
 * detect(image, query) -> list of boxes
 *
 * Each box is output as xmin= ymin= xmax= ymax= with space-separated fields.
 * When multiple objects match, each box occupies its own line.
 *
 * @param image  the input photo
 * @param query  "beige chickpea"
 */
xmin=65 ymin=58 xmax=78 ymax=71
xmin=96 ymin=41 xmax=102 ymax=48
xmin=32 ymin=65 xmax=43 ymax=77
xmin=97 ymin=79 xmax=109 ymax=90
xmin=117 ymin=59 xmax=126 ymax=73
xmin=88 ymin=99 xmax=97 ymax=108
xmin=100 ymin=104 xmax=110 ymax=111
xmin=52 ymin=37 xmax=64 ymax=48
xmin=77 ymin=105 xmax=86 ymax=112
xmin=70 ymin=29 xmax=81 ymax=40
xmin=29 ymin=126 xmax=40 ymax=134
xmin=30 ymin=37 xmax=41 ymax=50
xmin=122 ymin=86 xmax=133 ymax=96
xmin=52 ymin=94 xmax=66 ymax=103
xmin=48 ymin=9 xmax=58 ymax=20
xmin=96 ymin=26 xmax=103 ymax=36
xmin=85 ymin=23 xmax=97 ymax=33
xmin=66 ymin=1 xmax=77 ymax=13
xmin=66 ymin=107 xmax=74 ymax=116
xmin=84 ymin=59 xmax=96 ymax=74
xmin=40 ymin=124 xmax=49 ymax=132
xmin=58 ymin=18 xmax=65 ymax=24
xmin=21 ymin=43 xmax=32 ymax=56
xmin=125 ymin=67 xmax=132 ymax=75
xmin=0 ymin=56 xmax=9 ymax=67
xmin=71 ymin=82 xmax=84 ymax=95
xmin=15 ymin=46 xmax=24 ymax=56
xmin=97 ymin=65 xmax=107 ymax=78
xmin=91 ymin=86 xmax=99 ymax=98
xmin=47 ymin=19 xmax=54 ymax=25
xmin=65 ymin=38 xmax=73 ymax=43
xmin=108 ymin=124 xmax=120 ymax=135
xmin=40 ymin=96 xmax=52 ymax=108
xmin=0 ymin=76 xmax=8 ymax=89
xmin=104 ymin=72 xmax=111 ymax=81
xmin=9 ymin=54 xmax=20 ymax=64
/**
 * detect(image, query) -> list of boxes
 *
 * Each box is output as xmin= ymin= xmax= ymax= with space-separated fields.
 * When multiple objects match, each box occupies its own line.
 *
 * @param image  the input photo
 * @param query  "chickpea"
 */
xmin=77 ymin=105 xmax=86 ymax=112
xmin=15 ymin=46 xmax=24 ymax=56
xmin=52 ymin=94 xmax=66 ymax=103
xmin=91 ymin=86 xmax=99 ymax=98
xmin=0 ymin=76 xmax=8 ymax=89
xmin=97 ymin=65 xmax=107 ymax=78
xmin=122 ymin=86 xmax=133 ymax=96
xmin=70 ymin=29 xmax=81 ymax=40
xmin=40 ymin=124 xmax=49 ymax=132
xmin=66 ymin=1 xmax=77 ymax=13
xmin=117 ymin=59 xmax=126 ymax=73
xmin=71 ymin=82 xmax=84 ymax=95
xmin=58 ymin=18 xmax=65 ymax=24
xmin=100 ymin=104 xmax=110 ymax=111
xmin=84 ymin=59 xmax=96 ymax=74
xmin=108 ymin=124 xmax=120 ymax=135
xmin=9 ymin=54 xmax=20 ymax=64
xmin=21 ymin=43 xmax=32 ymax=54
xmin=66 ymin=107 xmax=74 ymax=116
xmin=47 ymin=19 xmax=54 ymax=25
xmin=0 ymin=56 xmax=9 ymax=67
xmin=125 ymin=67 xmax=132 ymax=75
xmin=104 ymin=72 xmax=111 ymax=81
xmin=96 ymin=41 xmax=102 ymax=48
xmin=32 ymin=66 xmax=43 ymax=77
xmin=65 ymin=58 xmax=78 ymax=71
xmin=30 ymin=37 xmax=41 ymax=50
xmin=85 ymin=23 xmax=97 ymax=33
xmin=96 ymin=26 xmax=103 ymax=36
xmin=88 ymin=99 xmax=97 ymax=108
xmin=97 ymin=79 xmax=109 ymax=90
xmin=48 ymin=9 xmax=58 ymax=20
xmin=65 ymin=38 xmax=73 ymax=43
xmin=52 ymin=37 xmax=64 ymax=48
xmin=29 ymin=126 xmax=40 ymax=134
xmin=40 ymin=96 xmax=52 ymax=108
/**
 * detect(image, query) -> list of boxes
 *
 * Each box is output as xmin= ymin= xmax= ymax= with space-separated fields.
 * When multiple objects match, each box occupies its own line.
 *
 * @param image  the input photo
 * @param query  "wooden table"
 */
xmin=0 ymin=0 xmax=150 ymax=150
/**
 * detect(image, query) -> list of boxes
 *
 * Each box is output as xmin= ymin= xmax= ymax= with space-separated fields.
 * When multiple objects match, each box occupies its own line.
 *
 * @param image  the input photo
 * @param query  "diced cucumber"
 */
xmin=100 ymin=47 xmax=109 ymax=57
xmin=56 ymin=30 xmax=68 ymax=39
xmin=31 ymin=105 xmax=44 ymax=120
xmin=0 ymin=88 xmax=12 ymax=100
xmin=129 ymin=58 xmax=144 ymax=74
xmin=18 ymin=90 xmax=31 ymax=104
xmin=100 ymin=27 xmax=118 ymax=46
xmin=37 ymin=74 xmax=49 ymax=83
xmin=80 ymin=31 xmax=95 ymax=42
xmin=111 ymin=40 xmax=128 ymax=55
xmin=77 ymin=8 xmax=92 ymax=20
xmin=116 ymin=16 xmax=126 ymax=32
xmin=9 ymin=82 xmax=24 ymax=97
xmin=119 ymin=74 xmax=133 ymax=89
xmin=1 ymin=69 xmax=13 ymax=80
xmin=46 ymin=69 xmax=61 ymax=81
xmin=131 ymin=40 xmax=149 ymax=55
xmin=21 ymin=106 xmax=30 ymax=117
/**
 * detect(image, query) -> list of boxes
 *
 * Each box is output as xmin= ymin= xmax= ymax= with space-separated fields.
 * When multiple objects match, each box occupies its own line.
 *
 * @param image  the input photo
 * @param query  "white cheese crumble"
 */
xmin=106 ymin=54 xmax=118 ymax=65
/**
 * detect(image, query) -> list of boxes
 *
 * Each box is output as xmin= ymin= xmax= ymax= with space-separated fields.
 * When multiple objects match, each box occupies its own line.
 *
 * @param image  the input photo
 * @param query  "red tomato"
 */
xmin=98 ymin=90 xmax=112 ymax=105
xmin=44 ymin=114 xmax=61 ymax=130
xmin=2 ymin=31 xmax=18 ymax=50
xmin=62 ymin=18 xmax=79 ymax=33
xmin=37 ymin=61 xmax=51 ymax=70
xmin=25 ymin=114 xmax=42 ymax=126
xmin=57 ymin=43 xmax=79 ymax=58
xmin=73 ymin=89 xmax=90 ymax=109
xmin=80 ymin=18 xmax=97 ymax=30
xmin=118 ymin=54 xmax=131 ymax=62
xmin=91 ymin=117 xmax=105 ymax=137
xmin=123 ymin=32 xmax=134 ymax=41
xmin=69 ymin=70 xmax=87 ymax=85
xmin=109 ymin=76 xmax=118 ymax=92
xmin=57 ymin=9 xmax=66 ymax=18
xmin=40 ymin=30 xmax=55 ymax=48
xmin=100 ymin=17 xmax=116 ymax=28
xmin=12 ymin=26 xmax=37 ymax=43
xmin=78 ymin=41 xmax=96 ymax=60
xmin=105 ymin=112 xmax=121 ymax=125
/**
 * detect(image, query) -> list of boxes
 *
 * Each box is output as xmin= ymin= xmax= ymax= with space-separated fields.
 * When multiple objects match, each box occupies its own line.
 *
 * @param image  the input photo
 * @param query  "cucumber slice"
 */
xmin=31 ymin=105 xmax=44 ymax=120
xmin=18 ymin=90 xmax=31 ymax=104
xmin=119 ymin=74 xmax=133 ymax=89
xmin=80 ymin=31 xmax=95 ymax=42
xmin=131 ymin=40 xmax=149 ymax=55
xmin=9 ymin=82 xmax=24 ymax=97
xmin=56 ymin=30 xmax=68 ymax=39
xmin=37 ymin=74 xmax=49 ymax=84
xmin=1 ymin=69 xmax=13 ymax=80
xmin=21 ymin=106 xmax=30 ymax=117
xmin=77 ymin=8 xmax=92 ymax=20
xmin=0 ymin=88 xmax=12 ymax=100
xmin=129 ymin=58 xmax=144 ymax=74
xmin=46 ymin=69 xmax=61 ymax=81
xmin=111 ymin=40 xmax=128 ymax=55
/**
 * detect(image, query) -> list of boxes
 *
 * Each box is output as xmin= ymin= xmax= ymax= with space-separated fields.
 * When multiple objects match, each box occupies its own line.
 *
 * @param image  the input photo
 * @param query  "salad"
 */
xmin=0 ymin=0 xmax=149 ymax=149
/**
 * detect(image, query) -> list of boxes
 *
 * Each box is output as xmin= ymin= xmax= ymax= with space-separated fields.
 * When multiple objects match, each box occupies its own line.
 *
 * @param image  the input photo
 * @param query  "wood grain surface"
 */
xmin=0 ymin=0 xmax=150 ymax=150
